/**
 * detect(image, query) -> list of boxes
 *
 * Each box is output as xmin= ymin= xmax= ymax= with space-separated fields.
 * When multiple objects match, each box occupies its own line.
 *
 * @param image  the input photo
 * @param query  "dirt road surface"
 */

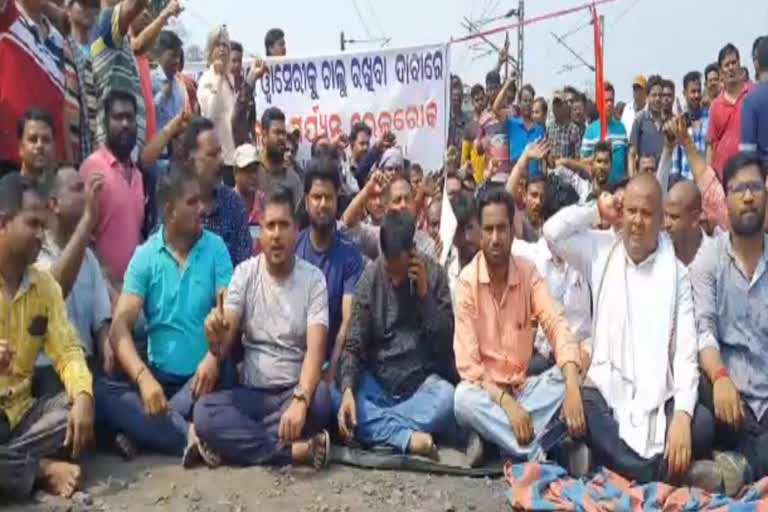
xmin=4 ymin=454 xmax=511 ymax=512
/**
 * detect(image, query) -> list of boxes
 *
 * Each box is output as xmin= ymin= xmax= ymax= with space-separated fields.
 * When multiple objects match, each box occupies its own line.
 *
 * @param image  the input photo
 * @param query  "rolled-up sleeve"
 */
xmin=531 ymin=267 xmax=580 ymax=370
xmin=44 ymin=280 xmax=92 ymax=399
xmin=672 ymin=269 xmax=699 ymax=416
xmin=690 ymin=235 xmax=721 ymax=352
xmin=453 ymin=275 xmax=484 ymax=384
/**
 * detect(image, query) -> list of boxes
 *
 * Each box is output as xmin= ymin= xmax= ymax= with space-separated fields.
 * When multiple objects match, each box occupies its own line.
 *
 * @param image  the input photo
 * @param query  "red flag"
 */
xmin=592 ymin=5 xmax=607 ymax=140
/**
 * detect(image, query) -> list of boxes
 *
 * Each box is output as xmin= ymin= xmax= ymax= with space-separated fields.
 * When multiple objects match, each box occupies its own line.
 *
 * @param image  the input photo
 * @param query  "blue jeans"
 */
xmin=454 ymin=366 xmax=566 ymax=461
xmin=331 ymin=373 xmax=458 ymax=453
xmin=95 ymin=363 xmax=236 ymax=456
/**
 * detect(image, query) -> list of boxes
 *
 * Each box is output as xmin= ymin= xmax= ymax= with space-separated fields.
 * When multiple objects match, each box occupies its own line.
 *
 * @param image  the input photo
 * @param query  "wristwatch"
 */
xmin=293 ymin=385 xmax=308 ymax=405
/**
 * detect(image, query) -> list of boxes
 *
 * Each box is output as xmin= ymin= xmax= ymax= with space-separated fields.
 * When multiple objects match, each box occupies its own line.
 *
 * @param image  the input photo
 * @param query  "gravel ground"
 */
xmin=4 ymin=454 xmax=512 ymax=512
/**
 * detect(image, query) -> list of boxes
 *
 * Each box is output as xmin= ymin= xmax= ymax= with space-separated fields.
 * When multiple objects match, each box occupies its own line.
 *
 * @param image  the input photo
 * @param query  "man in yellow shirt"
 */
xmin=0 ymin=173 xmax=94 ymax=499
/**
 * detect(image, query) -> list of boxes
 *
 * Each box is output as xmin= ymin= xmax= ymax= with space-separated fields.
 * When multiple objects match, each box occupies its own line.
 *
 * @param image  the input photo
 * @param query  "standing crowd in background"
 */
xmin=2 ymin=0 xmax=768 ymax=505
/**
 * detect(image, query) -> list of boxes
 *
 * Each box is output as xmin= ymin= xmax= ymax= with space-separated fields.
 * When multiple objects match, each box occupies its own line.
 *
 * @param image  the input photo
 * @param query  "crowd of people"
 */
xmin=1 ymin=0 xmax=768 ymax=505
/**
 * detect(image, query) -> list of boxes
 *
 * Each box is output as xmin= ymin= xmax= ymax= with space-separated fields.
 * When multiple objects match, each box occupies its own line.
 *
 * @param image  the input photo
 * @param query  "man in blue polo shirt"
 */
xmin=95 ymin=165 xmax=233 ymax=459
xmin=581 ymin=81 xmax=628 ymax=184
xmin=295 ymin=157 xmax=364 ymax=381
xmin=507 ymin=84 xmax=545 ymax=176
xmin=741 ymin=38 xmax=768 ymax=169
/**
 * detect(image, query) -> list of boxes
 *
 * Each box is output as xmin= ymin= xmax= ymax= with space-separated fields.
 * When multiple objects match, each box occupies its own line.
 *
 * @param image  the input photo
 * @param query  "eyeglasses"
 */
xmin=727 ymin=181 xmax=765 ymax=196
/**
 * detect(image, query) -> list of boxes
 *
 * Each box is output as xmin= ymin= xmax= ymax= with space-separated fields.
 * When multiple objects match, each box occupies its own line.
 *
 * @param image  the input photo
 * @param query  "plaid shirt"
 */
xmin=545 ymin=121 xmax=582 ymax=159
xmin=672 ymin=108 xmax=710 ymax=180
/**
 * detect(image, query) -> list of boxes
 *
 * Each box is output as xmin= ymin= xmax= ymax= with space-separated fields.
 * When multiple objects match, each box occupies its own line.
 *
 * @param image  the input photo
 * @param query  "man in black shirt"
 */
xmin=334 ymin=211 xmax=456 ymax=456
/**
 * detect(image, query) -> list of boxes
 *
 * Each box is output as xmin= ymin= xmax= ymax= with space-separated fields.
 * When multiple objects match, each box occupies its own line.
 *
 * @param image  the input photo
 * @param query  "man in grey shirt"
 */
xmin=691 ymin=151 xmax=768 ymax=483
xmin=341 ymin=171 xmax=436 ymax=260
xmin=629 ymin=75 xmax=668 ymax=176
xmin=196 ymin=186 xmax=332 ymax=469
xmin=34 ymin=167 xmax=112 ymax=397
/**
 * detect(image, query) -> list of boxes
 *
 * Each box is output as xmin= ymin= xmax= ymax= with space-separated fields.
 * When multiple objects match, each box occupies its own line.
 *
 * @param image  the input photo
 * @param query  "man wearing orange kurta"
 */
xmin=453 ymin=189 xmax=585 ymax=465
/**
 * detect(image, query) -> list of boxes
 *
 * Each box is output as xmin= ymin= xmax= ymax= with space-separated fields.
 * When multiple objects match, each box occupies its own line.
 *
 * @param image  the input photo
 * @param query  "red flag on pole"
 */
xmin=591 ymin=4 xmax=607 ymax=140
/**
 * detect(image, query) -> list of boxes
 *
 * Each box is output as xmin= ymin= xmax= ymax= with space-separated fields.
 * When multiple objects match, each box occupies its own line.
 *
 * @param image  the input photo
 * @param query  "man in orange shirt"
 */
xmin=453 ymin=189 xmax=585 ymax=466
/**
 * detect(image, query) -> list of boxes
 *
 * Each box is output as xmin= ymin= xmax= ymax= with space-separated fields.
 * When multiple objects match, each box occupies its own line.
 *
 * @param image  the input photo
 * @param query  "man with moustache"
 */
xmin=95 ymin=166 xmax=233 ymax=461
xmin=295 ymin=158 xmax=363 ymax=381
xmin=256 ymin=108 xmax=303 ymax=206
xmin=692 ymin=151 xmax=768 ymax=482
xmin=544 ymin=173 xmax=736 ymax=491
xmin=17 ymin=110 xmax=57 ymax=185
xmin=672 ymin=71 xmax=710 ymax=179
xmin=80 ymin=90 xmax=145 ymax=291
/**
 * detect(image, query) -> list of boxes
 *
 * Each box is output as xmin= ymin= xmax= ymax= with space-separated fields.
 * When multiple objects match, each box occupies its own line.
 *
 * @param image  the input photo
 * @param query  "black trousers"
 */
xmin=699 ymin=376 xmax=768 ymax=478
xmin=582 ymin=387 xmax=715 ymax=484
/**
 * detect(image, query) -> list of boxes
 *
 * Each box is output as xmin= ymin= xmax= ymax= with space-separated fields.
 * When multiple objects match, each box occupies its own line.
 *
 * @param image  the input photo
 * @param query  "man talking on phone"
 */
xmin=334 ymin=210 xmax=459 ymax=458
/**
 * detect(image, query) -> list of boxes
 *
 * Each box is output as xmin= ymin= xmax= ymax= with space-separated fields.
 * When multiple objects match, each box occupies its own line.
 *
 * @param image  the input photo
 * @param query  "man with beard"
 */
xmin=692 ymin=151 xmax=768 ymax=482
xmin=335 ymin=210 xmax=457 ymax=456
xmin=256 ymin=107 xmax=303 ymax=206
xmin=550 ymin=140 xmax=613 ymax=203
xmin=672 ymin=71 xmax=709 ymax=179
xmin=505 ymin=144 xmax=548 ymax=234
xmin=96 ymin=166 xmax=233 ymax=462
xmin=17 ymin=109 xmax=56 ymax=185
xmin=0 ymin=174 xmax=95 ymax=499
xmin=454 ymin=189 xmax=585 ymax=467
xmin=80 ymin=90 xmax=145 ymax=291
xmin=708 ymin=43 xmax=755 ymax=178
xmin=295 ymin=158 xmax=363 ymax=382
xmin=196 ymin=186 xmax=332 ymax=470
xmin=180 ymin=117 xmax=251 ymax=266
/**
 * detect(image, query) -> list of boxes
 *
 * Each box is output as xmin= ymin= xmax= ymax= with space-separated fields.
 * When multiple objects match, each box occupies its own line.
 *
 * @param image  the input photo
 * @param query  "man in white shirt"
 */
xmin=664 ymin=180 xmax=716 ymax=268
xmin=543 ymin=173 xmax=726 ymax=489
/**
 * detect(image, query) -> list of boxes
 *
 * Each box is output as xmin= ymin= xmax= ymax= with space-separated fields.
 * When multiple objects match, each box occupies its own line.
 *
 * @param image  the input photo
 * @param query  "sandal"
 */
xmin=309 ymin=430 xmax=331 ymax=470
xmin=115 ymin=433 xmax=137 ymax=461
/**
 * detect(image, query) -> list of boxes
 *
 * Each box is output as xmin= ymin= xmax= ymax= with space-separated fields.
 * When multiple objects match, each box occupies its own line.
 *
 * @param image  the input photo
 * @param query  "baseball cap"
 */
xmin=632 ymin=74 xmax=647 ymax=89
xmin=234 ymin=144 xmax=260 ymax=168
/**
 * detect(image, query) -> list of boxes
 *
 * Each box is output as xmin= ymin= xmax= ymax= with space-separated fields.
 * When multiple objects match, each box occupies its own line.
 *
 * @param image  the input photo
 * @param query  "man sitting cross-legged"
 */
xmin=334 ymin=210 xmax=458 ymax=458
xmin=94 ymin=165 xmax=234 ymax=461
xmin=453 ymin=189 xmax=586 ymax=468
xmin=543 ymin=173 xmax=736 ymax=491
xmin=195 ymin=186 xmax=332 ymax=469
xmin=0 ymin=174 xmax=94 ymax=499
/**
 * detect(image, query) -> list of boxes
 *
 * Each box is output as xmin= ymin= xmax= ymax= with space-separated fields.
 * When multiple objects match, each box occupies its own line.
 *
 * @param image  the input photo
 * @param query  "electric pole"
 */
xmin=340 ymin=31 xmax=345 ymax=51
xmin=517 ymin=0 xmax=524 ymax=89
xmin=599 ymin=14 xmax=605 ymax=52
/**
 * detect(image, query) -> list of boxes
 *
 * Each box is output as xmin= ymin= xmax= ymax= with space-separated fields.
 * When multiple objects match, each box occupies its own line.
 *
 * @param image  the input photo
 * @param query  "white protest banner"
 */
xmin=255 ymin=43 xmax=450 ymax=172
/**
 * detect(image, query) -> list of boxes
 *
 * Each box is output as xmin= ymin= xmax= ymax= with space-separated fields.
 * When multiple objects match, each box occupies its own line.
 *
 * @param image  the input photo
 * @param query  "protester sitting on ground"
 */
xmin=195 ymin=186 xmax=332 ymax=469
xmin=543 ymin=173 xmax=737 ymax=492
xmin=551 ymin=140 xmax=614 ymax=203
xmin=95 ymin=166 xmax=233 ymax=461
xmin=512 ymin=176 xmax=591 ymax=377
xmin=295 ymin=158 xmax=364 ymax=381
xmin=17 ymin=109 xmax=57 ymax=185
xmin=352 ymin=130 xmax=397 ymax=188
xmin=255 ymin=107 xmax=304 ymax=205
xmin=232 ymin=143 xmax=265 ymax=228
xmin=179 ymin=116 xmax=252 ymax=266
xmin=445 ymin=192 xmax=482 ymax=303
xmin=692 ymin=151 xmax=768 ymax=486
xmin=0 ymin=174 xmax=94 ymax=500
xmin=335 ymin=210 xmax=458 ymax=456
xmin=664 ymin=179 xmax=715 ymax=268
xmin=453 ymin=188 xmax=585 ymax=468
xmin=34 ymin=167 xmax=113 ymax=398
xmin=80 ymin=89 xmax=145 ymax=294
xmin=342 ymin=171 xmax=436 ymax=260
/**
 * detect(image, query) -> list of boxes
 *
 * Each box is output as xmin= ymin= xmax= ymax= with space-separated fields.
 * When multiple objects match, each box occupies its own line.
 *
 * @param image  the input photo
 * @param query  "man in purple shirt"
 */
xmin=295 ymin=157 xmax=363 ymax=381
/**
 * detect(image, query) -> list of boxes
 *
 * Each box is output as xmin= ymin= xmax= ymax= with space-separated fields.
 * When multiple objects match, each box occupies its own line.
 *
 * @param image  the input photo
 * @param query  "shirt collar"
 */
xmin=725 ymin=234 xmax=768 ymax=278
xmin=478 ymin=252 xmax=520 ymax=287
xmin=157 ymin=226 xmax=204 ymax=256
xmin=16 ymin=2 xmax=52 ymax=39
xmin=99 ymin=144 xmax=135 ymax=170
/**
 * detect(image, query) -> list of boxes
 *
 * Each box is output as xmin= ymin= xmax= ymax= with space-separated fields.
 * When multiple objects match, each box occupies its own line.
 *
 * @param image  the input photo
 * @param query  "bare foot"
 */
xmin=408 ymin=432 xmax=438 ymax=459
xmin=38 ymin=459 xmax=82 ymax=498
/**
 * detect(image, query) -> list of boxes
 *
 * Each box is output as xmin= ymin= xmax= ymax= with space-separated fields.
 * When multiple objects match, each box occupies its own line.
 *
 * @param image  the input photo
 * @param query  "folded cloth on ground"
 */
xmin=505 ymin=462 xmax=768 ymax=511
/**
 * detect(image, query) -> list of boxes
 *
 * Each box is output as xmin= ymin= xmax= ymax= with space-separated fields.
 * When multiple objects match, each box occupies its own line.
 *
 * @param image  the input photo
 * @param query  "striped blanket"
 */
xmin=505 ymin=463 xmax=768 ymax=511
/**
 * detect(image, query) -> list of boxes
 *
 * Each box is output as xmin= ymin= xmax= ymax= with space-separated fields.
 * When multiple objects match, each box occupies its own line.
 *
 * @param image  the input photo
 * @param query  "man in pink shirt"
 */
xmin=708 ymin=43 xmax=755 ymax=178
xmin=80 ymin=89 xmax=145 ymax=290
xmin=453 ymin=188 xmax=585 ymax=467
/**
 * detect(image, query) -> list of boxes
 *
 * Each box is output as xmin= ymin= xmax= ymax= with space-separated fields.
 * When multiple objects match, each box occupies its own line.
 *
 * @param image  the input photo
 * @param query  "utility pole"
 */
xmin=340 ymin=31 xmax=345 ymax=51
xmin=517 ymin=0 xmax=524 ymax=89
xmin=599 ymin=14 xmax=604 ymax=52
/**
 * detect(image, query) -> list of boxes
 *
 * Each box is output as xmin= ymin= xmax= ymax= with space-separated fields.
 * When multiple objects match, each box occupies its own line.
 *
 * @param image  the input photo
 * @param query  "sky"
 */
xmin=177 ymin=0 xmax=768 ymax=104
